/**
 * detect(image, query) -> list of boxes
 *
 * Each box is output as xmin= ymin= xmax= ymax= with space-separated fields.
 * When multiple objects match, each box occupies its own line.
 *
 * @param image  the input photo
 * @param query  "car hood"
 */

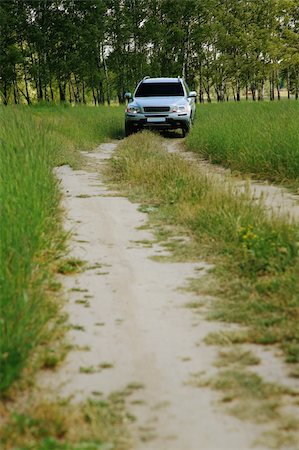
xmin=132 ymin=96 xmax=187 ymax=107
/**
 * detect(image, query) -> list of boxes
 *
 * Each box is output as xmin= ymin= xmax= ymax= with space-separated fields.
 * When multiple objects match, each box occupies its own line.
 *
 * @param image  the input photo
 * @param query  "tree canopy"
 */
xmin=0 ymin=0 xmax=298 ymax=104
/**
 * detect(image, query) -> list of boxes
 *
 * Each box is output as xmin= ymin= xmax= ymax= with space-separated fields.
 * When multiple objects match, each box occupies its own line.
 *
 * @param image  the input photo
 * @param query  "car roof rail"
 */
xmin=143 ymin=76 xmax=150 ymax=80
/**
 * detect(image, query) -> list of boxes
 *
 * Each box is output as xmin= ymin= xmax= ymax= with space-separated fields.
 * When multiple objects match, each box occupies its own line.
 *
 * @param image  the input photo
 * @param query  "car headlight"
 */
xmin=172 ymin=105 xmax=188 ymax=113
xmin=127 ymin=105 xmax=141 ymax=114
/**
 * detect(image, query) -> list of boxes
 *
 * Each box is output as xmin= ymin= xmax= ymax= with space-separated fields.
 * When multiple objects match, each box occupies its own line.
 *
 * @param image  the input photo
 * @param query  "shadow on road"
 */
xmin=160 ymin=129 xmax=184 ymax=139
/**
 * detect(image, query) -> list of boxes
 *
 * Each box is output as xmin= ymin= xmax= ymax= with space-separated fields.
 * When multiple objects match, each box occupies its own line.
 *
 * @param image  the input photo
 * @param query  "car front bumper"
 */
xmin=125 ymin=112 xmax=190 ymax=129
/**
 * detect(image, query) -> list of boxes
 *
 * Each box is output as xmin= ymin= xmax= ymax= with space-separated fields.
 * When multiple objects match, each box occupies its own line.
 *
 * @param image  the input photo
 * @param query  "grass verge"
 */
xmin=107 ymin=131 xmax=299 ymax=363
xmin=31 ymin=103 xmax=124 ymax=168
xmin=186 ymin=101 xmax=299 ymax=188
xmin=0 ymin=108 xmax=65 ymax=393
xmin=0 ymin=104 xmax=123 ymax=394
xmin=0 ymin=392 xmax=131 ymax=450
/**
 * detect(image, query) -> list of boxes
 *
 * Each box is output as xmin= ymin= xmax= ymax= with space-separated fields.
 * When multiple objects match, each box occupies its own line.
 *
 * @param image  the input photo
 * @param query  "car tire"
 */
xmin=182 ymin=122 xmax=191 ymax=138
xmin=125 ymin=122 xmax=134 ymax=137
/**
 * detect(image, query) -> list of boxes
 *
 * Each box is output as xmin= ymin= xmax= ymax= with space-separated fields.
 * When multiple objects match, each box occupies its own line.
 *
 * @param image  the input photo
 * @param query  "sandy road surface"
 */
xmin=39 ymin=141 xmax=291 ymax=450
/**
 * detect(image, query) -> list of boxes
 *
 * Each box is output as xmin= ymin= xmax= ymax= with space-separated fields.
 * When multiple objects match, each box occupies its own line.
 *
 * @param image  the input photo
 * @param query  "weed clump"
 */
xmin=0 ymin=396 xmax=131 ymax=450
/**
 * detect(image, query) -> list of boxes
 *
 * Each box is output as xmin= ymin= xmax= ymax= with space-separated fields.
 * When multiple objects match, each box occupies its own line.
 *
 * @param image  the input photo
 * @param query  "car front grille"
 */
xmin=143 ymin=106 xmax=170 ymax=113
xmin=144 ymin=114 xmax=168 ymax=118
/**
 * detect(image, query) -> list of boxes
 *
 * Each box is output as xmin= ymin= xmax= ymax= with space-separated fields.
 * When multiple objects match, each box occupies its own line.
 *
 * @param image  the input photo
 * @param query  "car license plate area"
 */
xmin=147 ymin=117 xmax=166 ymax=123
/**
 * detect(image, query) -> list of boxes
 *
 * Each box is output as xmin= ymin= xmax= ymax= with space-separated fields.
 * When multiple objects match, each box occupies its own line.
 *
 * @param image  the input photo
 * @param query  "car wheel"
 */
xmin=125 ymin=122 xmax=134 ymax=137
xmin=182 ymin=122 xmax=191 ymax=138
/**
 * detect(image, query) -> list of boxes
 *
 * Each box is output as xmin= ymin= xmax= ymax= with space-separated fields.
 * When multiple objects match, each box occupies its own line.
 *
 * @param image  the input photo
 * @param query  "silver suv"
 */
xmin=124 ymin=77 xmax=197 ymax=137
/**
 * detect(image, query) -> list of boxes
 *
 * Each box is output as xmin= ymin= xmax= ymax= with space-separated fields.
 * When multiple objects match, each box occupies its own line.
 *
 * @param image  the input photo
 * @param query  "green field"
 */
xmin=0 ymin=105 xmax=123 ymax=393
xmin=187 ymin=101 xmax=299 ymax=187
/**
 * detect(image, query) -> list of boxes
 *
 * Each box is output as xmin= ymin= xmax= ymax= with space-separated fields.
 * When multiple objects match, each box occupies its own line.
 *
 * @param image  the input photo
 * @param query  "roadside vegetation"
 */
xmin=0 ymin=392 xmax=131 ymax=450
xmin=108 ymin=131 xmax=299 ymax=365
xmin=31 ymin=104 xmax=124 ymax=167
xmin=0 ymin=107 xmax=62 ymax=394
xmin=187 ymin=101 xmax=299 ymax=187
xmin=0 ymin=105 xmax=123 ymax=395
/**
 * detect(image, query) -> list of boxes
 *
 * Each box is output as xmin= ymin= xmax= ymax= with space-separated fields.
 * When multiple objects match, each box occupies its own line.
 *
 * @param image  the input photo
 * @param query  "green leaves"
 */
xmin=0 ymin=1 xmax=299 ymax=103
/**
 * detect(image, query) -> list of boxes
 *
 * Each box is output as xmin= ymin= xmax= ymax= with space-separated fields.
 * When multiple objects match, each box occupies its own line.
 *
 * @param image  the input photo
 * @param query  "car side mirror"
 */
xmin=124 ymin=92 xmax=132 ymax=100
xmin=188 ymin=91 xmax=197 ymax=98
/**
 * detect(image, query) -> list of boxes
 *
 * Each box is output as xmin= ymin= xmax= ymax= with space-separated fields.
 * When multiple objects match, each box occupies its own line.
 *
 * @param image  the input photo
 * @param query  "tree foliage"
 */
xmin=0 ymin=0 xmax=298 ymax=104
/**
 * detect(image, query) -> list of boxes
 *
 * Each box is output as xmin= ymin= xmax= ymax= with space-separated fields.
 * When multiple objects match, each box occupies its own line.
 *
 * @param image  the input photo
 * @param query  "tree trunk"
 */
xmin=269 ymin=72 xmax=275 ymax=101
xmin=199 ymin=63 xmax=204 ymax=103
xmin=2 ymin=81 xmax=9 ymax=105
xmin=70 ymin=79 xmax=78 ymax=103
xmin=68 ymin=82 xmax=72 ymax=103
xmin=13 ymin=68 xmax=20 ymax=104
xmin=96 ymin=87 xmax=101 ymax=104
xmin=74 ymin=74 xmax=81 ymax=103
xmin=92 ymin=85 xmax=97 ymax=106
xmin=50 ymin=79 xmax=54 ymax=101
xmin=13 ymin=81 xmax=18 ymax=104
xmin=30 ymin=52 xmax=40 ymax=102
xmin=295 ymin=71 xmax=299 ymax=100
xmin=101 ymin=43 xmax=111 ymax=106
xmin=20 ymin=38 xmax=31 ymax=104
xmin=97 ymin=81 xmax=104 ymax=104
xmin=38 ymin=75 xmax=43 ymax=102
xmin=232 ymin=87 xmax=236 ymax=101
xmin=206 ymin=81 xmax=211 ymax=103
xmin=59 ymin=80 xmax=66 ymax=102
xmin=119 ymin=91 xmax=126 ymax=104
xmin=44 ymin=83 xmax=49 ymax=102
xmin=23 ymin=65 xmax=31 ymax=105
xmin=91 ymin=75 xmax=97 ymax=105
xmin=216 ymin=82 xmax=225 ymax=102
xmin=276 ymin=80 xmax=281 ymax=100
xmin=258 ymin=81 xmax=264 ymax=101
xmin=236 ymin=80 xmax=240 ymax=101
xmin=82 ymin=81 xmax=86 ymax=104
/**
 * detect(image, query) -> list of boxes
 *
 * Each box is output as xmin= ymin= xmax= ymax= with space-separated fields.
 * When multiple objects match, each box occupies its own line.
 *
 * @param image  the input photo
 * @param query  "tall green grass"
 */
xmin=31 ymin=104 xmax=124 ymax=167
xmin=0 ymin=105 xmax=124 ymax=393
xmin=108 ymin=131 xmax=299 ymax=363
xmin=0 ymin=109 xmax=62 ymax=392
xmin=187 ymin=101 xmax=299 ymax=186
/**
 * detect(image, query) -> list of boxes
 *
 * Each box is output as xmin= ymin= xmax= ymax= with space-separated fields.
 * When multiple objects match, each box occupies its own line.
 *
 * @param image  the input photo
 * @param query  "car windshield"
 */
xmin=135 ymin=82 xmax=184 ymax=97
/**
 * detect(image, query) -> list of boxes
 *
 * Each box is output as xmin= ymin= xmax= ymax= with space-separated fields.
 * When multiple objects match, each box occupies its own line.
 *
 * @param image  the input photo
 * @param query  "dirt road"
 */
xmin=40 ymin=141 xmax=296 ymax=450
